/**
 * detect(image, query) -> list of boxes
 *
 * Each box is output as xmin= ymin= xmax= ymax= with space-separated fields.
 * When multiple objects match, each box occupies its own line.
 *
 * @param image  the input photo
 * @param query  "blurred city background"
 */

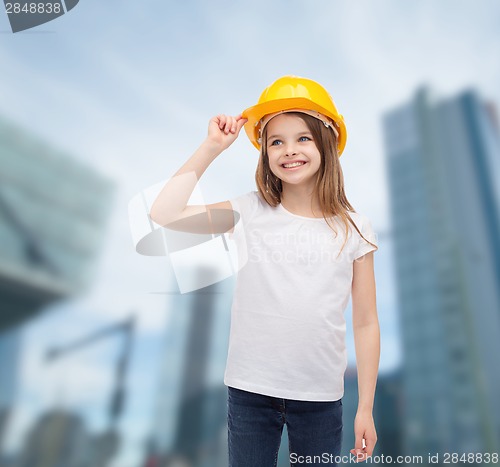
xmin=0 ymin=1 xmax=499 ymax=466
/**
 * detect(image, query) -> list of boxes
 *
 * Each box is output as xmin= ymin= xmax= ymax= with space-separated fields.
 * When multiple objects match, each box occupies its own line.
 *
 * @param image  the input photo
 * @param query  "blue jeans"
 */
xmin=227 ymin=386 xmax=343 ymax=467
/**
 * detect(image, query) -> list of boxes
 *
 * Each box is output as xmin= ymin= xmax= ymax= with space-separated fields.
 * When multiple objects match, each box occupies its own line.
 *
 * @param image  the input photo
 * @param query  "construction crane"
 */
xmin=46 ymin=315 xmax=135 ymax=427
xmin=45 ymin=315 xmax=136 ymax=466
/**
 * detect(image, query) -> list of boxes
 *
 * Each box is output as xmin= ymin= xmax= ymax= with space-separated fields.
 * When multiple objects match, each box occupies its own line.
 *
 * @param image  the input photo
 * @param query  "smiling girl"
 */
xmin=150 ymin=75 xmax=380 ymax=466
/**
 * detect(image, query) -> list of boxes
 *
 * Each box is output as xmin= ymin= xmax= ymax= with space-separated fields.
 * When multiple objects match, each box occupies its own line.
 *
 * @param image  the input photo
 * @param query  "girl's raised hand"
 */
xmin=206 ymin=114 xmax=248 ymax=153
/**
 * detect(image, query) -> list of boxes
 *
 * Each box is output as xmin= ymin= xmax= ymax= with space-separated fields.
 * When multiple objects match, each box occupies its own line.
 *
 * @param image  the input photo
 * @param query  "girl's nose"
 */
xmin=284 ymin=143 xmax=298 ymax=156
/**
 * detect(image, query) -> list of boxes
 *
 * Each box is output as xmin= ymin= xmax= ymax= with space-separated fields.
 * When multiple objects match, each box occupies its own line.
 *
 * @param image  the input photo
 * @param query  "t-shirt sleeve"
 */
xmin=227 ymin=190 xmax=259 ymax=238
xmin=353 ymin=213 xmax=379 ymax=260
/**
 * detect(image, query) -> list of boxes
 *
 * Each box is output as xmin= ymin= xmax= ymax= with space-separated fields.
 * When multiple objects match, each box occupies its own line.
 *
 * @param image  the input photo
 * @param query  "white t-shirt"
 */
xmin=224 ymin=190 xmax=378 ymax=401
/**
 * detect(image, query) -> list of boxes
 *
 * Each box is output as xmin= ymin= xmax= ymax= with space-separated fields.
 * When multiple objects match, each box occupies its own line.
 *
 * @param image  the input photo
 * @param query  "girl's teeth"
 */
xmin=284 ymin=162 xmax=305 ymax=168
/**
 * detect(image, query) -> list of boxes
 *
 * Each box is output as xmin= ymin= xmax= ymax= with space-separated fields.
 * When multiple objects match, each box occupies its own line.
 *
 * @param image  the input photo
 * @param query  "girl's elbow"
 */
xmin=149 ymin=206 xmax=167 ymax=225
xmin=353 ymin=319 xmax=379 ymax=330
xmin=352 ymin=309 xmax=379 ymax=329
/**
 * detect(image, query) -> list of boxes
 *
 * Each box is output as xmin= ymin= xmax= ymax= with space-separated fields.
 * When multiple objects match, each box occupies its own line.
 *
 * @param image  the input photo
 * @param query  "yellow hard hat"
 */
xmin=242 ymin=75 xmax=347 ymax=155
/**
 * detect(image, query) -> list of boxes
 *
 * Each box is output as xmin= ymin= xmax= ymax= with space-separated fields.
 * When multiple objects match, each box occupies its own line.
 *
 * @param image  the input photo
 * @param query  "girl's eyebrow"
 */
xmin=267 ymin=132 xmax=313 ymax=141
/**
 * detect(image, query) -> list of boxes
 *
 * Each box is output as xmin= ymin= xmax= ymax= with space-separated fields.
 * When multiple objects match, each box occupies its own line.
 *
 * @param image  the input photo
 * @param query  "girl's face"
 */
xmin=265 ymin=113 xmax=322 ymax=187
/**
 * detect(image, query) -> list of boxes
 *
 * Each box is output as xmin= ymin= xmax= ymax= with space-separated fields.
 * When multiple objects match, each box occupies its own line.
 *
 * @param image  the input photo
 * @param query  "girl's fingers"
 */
xmin=365 ymin=437 xmax=376 ymax=457
xmin=225 ymin=116 xmax=235 ymax=134
xmin=230 ymin=116 xmax=236 ymax=132
xmin=236 ymin=117 xmax=247 ymax=132
xmin=217 ymin=114 xmax=227 ymax=130
xmin=219 ymin=115 xmax=228 ymax=133
xmin=350 ymin=448 xmax=370 ymax=463
xmin=213 ymin=114 xmax=246 ymax=135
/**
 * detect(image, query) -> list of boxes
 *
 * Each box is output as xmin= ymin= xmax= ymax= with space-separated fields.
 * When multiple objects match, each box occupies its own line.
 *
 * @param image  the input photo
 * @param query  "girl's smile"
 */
xmin=281 ymin=160 xmax=307 ymax=170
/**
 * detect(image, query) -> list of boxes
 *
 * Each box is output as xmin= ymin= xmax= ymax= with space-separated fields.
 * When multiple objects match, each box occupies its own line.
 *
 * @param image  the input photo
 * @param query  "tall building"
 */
xmin=0 ymin=114 xmax=115 ymax=461
xmin=383 ymin=87 xmax=500 ymax=461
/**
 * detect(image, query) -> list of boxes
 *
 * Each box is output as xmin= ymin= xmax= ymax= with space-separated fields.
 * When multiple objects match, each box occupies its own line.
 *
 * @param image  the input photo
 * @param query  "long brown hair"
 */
xmin=255 ymin=112 xmax=376 ymax=257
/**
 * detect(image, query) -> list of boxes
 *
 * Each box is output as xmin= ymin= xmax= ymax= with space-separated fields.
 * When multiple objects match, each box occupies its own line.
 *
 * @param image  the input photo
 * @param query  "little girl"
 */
xmin=150 ymin=75 xmax=380 ymax=466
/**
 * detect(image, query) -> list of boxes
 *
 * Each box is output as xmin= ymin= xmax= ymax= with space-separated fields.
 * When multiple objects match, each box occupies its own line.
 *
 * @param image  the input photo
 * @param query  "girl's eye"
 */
xmin=270 ymin=140 xmax=282 ymax=146
xmin=299 ymin=136 xmax=311 ymax=142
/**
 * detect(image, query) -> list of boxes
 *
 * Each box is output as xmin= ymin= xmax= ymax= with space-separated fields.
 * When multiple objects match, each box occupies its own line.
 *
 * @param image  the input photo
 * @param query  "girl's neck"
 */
xmin=280 ymin=185 xmax=322 ymax=218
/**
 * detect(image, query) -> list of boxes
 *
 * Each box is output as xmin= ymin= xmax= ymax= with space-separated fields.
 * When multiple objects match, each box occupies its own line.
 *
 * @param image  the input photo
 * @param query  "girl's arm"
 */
xmin=149 ymin=114 xmax=247 ymax=233
xmin=350 ymin=251 xmax=380 ymax=462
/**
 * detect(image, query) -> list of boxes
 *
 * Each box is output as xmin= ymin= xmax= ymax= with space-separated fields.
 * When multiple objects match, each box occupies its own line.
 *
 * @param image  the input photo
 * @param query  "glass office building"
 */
xmin=383 ymin=87 xmax=500 ymax=459
xmin=0 ymin=114 xmax=114 ymax=460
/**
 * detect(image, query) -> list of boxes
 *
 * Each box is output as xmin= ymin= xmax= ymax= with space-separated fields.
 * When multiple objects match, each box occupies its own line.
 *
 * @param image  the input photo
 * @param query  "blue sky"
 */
xmin=1 ymin=1 xmax=500 ymax=465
